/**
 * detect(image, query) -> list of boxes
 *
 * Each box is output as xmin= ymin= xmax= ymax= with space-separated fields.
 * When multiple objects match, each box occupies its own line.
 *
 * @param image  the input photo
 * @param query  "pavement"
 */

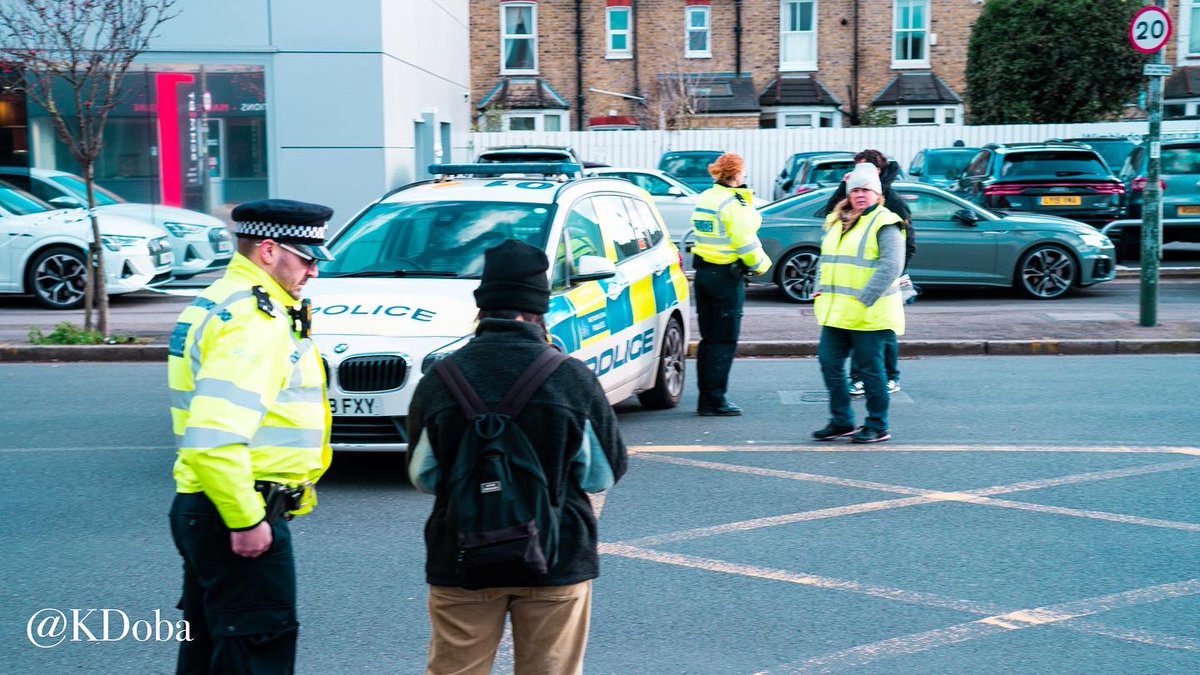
xmin=1 ymin=265 xmax=1198 ymax=362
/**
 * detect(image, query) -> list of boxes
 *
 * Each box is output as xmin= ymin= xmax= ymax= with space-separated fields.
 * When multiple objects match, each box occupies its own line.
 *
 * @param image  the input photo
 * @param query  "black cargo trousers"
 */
xmin=169 ymin=492 xmax=298 ymax=675
xmin=693 ymin=256 xmax=746 ymax=409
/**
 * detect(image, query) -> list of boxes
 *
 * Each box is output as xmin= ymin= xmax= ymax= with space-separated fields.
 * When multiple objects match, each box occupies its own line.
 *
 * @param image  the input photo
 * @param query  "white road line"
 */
xmin=636 ymin=453 xmax=931 ymax=496
xmin=970 ymin=459 xmax=1200 ymax=496
xmin=0 ymin=445 xmax=167 ymax=453
xmin=630 ymin=444 xmax=1200 ymax=454
xmin=600 ymin=543 xmax=1005 ymax=616
xmin=975 ymin=496 xmax=1200 ymax=532
xmin=760 ymin=579 xmax=1200 ymax=673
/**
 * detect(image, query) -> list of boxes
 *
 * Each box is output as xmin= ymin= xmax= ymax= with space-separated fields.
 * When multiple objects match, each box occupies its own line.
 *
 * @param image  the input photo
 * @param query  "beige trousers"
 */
xmin=425 ymin=580 xmax=592 ymax=675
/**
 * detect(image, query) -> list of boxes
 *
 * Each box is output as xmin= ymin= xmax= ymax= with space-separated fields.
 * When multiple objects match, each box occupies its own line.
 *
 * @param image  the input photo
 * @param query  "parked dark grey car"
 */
xmin=753 ymin=183 xmax=1117 ymax=302
xmin=907 ymin=147 xmax=980 ymax=190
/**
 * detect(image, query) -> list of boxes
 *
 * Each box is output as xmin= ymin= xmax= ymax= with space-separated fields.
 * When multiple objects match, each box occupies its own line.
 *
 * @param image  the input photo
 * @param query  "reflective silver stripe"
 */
xmin=250 ymin=427 xmax=325 ymax=449
xmin=180 ymin=427 xmax=251 ymax=449
xmin=276 ymin=386 xmax=325 ymax=404
xmin=694 ymin=207 xmax=717 ymax=215
xmin=824 ymin=285 xmax=900 ymax=301
xmin=733 ymin=242 xmax=762 ymax=256
xmin=716 ymin=195 xmax=740 ymax=213
xmin=822 ymin=254 xmax=879 ymax=268
xmin=188 ymin=291 xmax=255 ymax=379
xmin=192 ymin=378 xmax=267 ymax=412
xmin=694 ymin=234 xmax=733 ymax=245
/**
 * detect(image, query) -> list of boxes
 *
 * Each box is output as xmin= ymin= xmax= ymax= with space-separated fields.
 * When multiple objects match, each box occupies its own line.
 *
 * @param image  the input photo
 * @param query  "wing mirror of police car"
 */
xmin=572 ymin=254 xmax=617 ymax=282
xmin=667 ymin=186 xmax=686 ymax=197
xmin=49 ymin=195 xmax=84 ymax=209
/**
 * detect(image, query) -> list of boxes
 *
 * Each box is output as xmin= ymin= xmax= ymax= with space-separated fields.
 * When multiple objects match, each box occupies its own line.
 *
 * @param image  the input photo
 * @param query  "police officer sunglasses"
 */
xmin=259 ymin=240 xmax=318 ymax=268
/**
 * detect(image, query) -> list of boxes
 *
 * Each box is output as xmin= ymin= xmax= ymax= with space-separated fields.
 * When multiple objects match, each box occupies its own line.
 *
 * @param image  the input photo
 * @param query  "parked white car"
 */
xmin=0 ymin=167 xmax=232 ymax=280
xmin=0 ymin=184 xmax=173 ymax=309
xmin=586 ymin=167 xmax=700 ymax=243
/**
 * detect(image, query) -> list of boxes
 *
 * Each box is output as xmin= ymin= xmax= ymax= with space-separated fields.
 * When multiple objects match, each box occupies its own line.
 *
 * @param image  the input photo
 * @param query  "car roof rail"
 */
xmin=428 ymin=162 xmax=583 ymax=180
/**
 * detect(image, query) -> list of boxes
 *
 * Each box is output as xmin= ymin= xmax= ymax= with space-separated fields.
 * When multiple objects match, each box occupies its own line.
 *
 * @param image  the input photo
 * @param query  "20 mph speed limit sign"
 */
xmin=1130 ymin=6 xmax=1172 ymax=54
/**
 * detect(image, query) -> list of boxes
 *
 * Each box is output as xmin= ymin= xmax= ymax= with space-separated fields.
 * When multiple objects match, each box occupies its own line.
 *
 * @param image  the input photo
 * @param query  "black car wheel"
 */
xmin=776 ymin=248 xmax=820 ymax=303
xmin=637 ymin=315 xmax=685 ymax=410
xmin=1016 ymin=245 xmax=1077 ymax=299
xmin=28 ymin=246 xmax=88 ymax=309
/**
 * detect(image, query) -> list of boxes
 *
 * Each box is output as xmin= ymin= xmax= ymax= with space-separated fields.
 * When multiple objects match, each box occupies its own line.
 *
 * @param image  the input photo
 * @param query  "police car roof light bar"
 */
xmin=428 ymin=162 xmax=583 ymax=179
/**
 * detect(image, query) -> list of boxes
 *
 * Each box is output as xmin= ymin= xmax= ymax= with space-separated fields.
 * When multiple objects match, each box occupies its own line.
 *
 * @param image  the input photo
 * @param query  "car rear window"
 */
xmin=925 ymin=150 xmax=977 ymax=178
xmin=1162 ymin=145 xmax=1200 ymax=175
xmin=809 ymin=161 xmax=855 ymax=185
xmin=659 ymin=154 xmax=720 ymax=177
xmin=1000 ymin=151 xmax=1109 ymax=178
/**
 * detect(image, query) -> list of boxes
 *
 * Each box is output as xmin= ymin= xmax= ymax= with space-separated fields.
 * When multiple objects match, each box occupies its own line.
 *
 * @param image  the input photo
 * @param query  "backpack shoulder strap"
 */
xmin=433 ymin=357 xmax=487 ymax=418
xmin=495 ymin=349 xmax=570 ymax=418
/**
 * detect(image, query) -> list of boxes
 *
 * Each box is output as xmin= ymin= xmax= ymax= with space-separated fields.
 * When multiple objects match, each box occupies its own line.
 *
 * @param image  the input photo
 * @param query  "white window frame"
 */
xmin=685 ymin=6 xmax=712 ymax=59
xmin=498 ymin=110 xmax=569 ymax=132
xmin=780 ymin=1 xmax=818 ymax=72
xmin=607 ymin=6 xmax=632 ymax=59
xmin=500 ymin=2 xmax=538 ymax=75
xmin=1180 ymin=0 xmax=1200 ymax=63
xmin=877 ymin=104 xmax=963 ymax=126
xmin=892 ymin=0 xmax=930 ymax=69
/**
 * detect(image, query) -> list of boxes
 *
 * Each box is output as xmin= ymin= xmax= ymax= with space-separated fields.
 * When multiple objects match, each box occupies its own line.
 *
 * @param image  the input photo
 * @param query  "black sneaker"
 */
xmin=812 ymin=424 xmax=857 ymax=441
xmin=697 ymin=401 xmax=743 ymax=416
xmin=852 ymin=428 xmax=892 ymax=444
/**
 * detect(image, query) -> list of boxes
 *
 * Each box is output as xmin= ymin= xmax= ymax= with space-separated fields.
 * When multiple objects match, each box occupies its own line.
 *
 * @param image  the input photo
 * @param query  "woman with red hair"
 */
xmin=688 ymin=152 xmax=772 ymax=416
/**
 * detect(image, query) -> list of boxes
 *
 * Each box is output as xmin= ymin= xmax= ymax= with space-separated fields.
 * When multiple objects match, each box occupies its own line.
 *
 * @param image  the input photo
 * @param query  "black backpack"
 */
xmin=434 ymin=349 xmax=569 ymax=588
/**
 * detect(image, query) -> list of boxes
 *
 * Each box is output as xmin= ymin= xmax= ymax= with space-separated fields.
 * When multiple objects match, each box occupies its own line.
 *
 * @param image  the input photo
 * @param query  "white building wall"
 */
xmin=136 ymin=0 xmax=470 ymax=229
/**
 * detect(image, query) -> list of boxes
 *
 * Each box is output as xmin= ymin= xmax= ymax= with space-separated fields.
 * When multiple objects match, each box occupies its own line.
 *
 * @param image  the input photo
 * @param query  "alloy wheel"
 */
xmin=1019 ymin=246 xmax=1076 ymax=299
xmin=779 ymin=249 xmax=820 ymax=303
xmin=34 ymin=250 xmax=88 ymax=308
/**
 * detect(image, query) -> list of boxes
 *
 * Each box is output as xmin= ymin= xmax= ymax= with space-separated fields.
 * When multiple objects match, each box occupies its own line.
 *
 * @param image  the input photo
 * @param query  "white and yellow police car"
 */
xmin=306 ymin=162 xmax=691 ymax=451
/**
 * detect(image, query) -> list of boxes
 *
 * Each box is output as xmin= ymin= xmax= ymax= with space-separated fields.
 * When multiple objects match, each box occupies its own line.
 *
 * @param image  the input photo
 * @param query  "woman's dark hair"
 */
xmin=854 ymin=149 xmax=887 ymax=172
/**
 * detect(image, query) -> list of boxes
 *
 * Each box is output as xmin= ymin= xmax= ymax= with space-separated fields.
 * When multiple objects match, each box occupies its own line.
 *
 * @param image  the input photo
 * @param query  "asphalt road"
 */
xmin=1 ymin=357 xmax=1197 ymax=673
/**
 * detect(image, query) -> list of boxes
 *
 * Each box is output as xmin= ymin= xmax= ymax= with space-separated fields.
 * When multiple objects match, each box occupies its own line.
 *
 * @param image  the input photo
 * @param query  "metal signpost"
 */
xmin=1129 ymin=3 xmax=1171 ymax=326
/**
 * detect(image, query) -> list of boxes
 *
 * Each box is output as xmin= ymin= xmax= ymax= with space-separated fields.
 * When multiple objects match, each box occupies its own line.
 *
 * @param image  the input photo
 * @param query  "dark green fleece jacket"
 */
xmin=406 ymin=318 xmax=628 ymax=587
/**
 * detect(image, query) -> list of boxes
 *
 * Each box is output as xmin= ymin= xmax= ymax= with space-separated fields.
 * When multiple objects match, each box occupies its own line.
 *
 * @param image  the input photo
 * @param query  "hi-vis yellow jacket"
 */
xmin=168 ymin=254 xmax=331 ymax=530
xmin=690 ymin=184 xmax=772 ymax=275
xmin=814 ymin=206 xmax=906 ymax=334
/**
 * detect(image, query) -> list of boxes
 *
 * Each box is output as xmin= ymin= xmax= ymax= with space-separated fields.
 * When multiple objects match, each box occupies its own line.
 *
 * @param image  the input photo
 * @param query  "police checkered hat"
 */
xmin=232 ymin=199 xmax=335 ymax=261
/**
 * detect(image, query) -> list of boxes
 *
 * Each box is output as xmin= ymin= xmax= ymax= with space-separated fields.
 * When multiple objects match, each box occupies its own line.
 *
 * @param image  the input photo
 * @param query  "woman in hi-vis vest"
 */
xmin=811 ymin=163 xmax=905 ymax=444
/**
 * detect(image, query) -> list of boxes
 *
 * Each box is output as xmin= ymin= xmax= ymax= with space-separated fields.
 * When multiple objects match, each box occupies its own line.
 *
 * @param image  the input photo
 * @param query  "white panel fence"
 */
xmin=469 ymin=120 xmax=1200 ymax=199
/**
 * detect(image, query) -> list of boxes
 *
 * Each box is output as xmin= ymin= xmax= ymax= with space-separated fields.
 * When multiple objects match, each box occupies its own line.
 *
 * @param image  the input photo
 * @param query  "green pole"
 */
xmin=1139 ymin=1 xmax=1165 ymax=327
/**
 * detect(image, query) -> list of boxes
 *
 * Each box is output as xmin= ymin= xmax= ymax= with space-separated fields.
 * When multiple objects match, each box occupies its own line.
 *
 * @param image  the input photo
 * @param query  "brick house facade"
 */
xmin=470 ymin=1 xmax=983 ymax=131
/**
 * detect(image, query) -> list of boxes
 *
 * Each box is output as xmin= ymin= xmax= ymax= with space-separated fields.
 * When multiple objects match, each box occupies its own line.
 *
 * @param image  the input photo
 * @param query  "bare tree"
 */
xmin=0 ymin=0 xmax=178 ymax=334
xmin=638 ymin=30 xmax=705 ymax=131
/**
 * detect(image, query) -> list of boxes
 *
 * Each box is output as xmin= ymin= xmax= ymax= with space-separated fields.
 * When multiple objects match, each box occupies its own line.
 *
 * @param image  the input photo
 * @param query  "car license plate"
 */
xmin=1040 ymin=196 xmax=1081 ymax=206
xmin=1178 ymin=205 xmax=1200 ymax=216
xmin=329 ymin=397 xmax=381 ymax=415
xmin=156 ymin=252 xmax=173 ymax=266
xmin=215 ymin=240 xmax=232 ymax=253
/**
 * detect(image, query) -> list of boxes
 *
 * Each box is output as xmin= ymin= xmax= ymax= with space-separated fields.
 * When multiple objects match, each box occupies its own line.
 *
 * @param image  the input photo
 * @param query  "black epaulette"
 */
xmin=251 ymin=286 xmax=275 ymax=318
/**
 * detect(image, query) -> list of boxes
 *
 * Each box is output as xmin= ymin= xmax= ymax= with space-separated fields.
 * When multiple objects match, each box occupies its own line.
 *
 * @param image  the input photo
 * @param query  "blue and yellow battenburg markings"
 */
xmin=547 ymin=257 xmax=689 ymax=377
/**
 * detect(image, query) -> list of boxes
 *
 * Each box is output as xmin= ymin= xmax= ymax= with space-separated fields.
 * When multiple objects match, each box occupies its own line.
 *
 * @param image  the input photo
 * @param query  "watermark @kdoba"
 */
xmin=26 ymin=608 xmax=191 ymax=648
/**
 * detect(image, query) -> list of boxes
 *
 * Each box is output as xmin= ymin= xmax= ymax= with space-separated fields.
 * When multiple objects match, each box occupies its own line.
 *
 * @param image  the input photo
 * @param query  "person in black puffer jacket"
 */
xmin=406 ymin=239 xmax=628 ymax=675
xmin=821 ymin=149 xmax=915 ymax=393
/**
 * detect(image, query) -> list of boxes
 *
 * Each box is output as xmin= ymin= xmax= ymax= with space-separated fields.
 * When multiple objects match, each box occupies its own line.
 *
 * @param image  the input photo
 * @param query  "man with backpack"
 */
xmin=406 ymin=239 xmax=628 ymax=675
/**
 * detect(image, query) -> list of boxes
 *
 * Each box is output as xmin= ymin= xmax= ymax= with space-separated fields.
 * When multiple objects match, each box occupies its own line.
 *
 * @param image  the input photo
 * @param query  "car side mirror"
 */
xmin=572 ymin=254 xmax=617 ymax=282
xmin=953 ymin=208 xmax=981 ymax=225
xmin=781 ymin=180 xmax=793 ymax=191
xmin=667 ymin=186 xmax=686 ymax=197
xmin=48 ymin=195 xmax=84 ymax=209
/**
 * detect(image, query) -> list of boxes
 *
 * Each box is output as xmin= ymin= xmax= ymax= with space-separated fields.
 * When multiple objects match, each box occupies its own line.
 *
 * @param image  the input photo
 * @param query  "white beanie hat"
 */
xmin=845 ymin=163 xmax=882 ymax=195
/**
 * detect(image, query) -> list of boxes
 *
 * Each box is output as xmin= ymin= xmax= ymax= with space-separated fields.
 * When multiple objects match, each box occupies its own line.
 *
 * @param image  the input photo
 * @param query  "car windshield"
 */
xmin=1162 ymin=145 xmax=1200 ymax=174
xmin=809 ymin=161 xmax=856 ymax=185
xmin=1001 ymin=151 xmax=1109 ymax=177
xmin=925 ymin=150 xmax=978 ymax=179
xmin=660 ymin=153 xmax=721 ymax=177
xmin=0 ymin=184 xmax=53 ymax=215
xmin=322 ymin=201 xmax=552 ymax=278
xmin=49 ymin=174 xmax=125 ymax=205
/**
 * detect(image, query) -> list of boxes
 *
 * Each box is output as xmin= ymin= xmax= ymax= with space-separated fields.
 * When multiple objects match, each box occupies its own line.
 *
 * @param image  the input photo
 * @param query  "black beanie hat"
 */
xmin=474 ymin=239 xmax=551 ymax=314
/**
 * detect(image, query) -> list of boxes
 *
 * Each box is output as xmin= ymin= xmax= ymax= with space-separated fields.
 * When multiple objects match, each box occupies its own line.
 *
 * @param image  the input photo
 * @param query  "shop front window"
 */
xmin=28 ymin=64 xmax=268 ymax=219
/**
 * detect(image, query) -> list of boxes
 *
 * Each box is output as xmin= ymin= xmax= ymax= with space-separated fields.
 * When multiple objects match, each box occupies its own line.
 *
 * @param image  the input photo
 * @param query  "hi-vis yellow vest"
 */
xmin=814 ymin=206 xmax=906 ymax=334
xmin=690 ymin=184 xmax=771 ymax=274
xmin=168 ymin=254 xmax=331 ymax=529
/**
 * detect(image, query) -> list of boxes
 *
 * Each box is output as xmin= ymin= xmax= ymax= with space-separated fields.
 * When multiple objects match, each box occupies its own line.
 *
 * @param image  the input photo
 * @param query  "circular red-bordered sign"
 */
xmin=1130 ymin=6 xmax=1172 ymax=55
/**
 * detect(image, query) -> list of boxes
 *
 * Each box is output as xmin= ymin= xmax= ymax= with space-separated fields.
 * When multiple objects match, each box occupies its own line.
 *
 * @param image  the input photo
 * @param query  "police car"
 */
xmin=306 ymin=162 xmax=691 ymax=451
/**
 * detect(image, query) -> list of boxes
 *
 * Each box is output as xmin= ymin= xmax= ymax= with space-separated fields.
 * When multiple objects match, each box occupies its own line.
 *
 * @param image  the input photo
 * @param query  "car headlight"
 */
xmin=1078 ymin=233 xmax=1110 ymax=248
xmin=100 ymin=235 xmax=144 ymax=252
xmin=163 ymin=222 xmax=206 ymax=237
xmin=420 ymin=335 xmax=472 ymax=374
